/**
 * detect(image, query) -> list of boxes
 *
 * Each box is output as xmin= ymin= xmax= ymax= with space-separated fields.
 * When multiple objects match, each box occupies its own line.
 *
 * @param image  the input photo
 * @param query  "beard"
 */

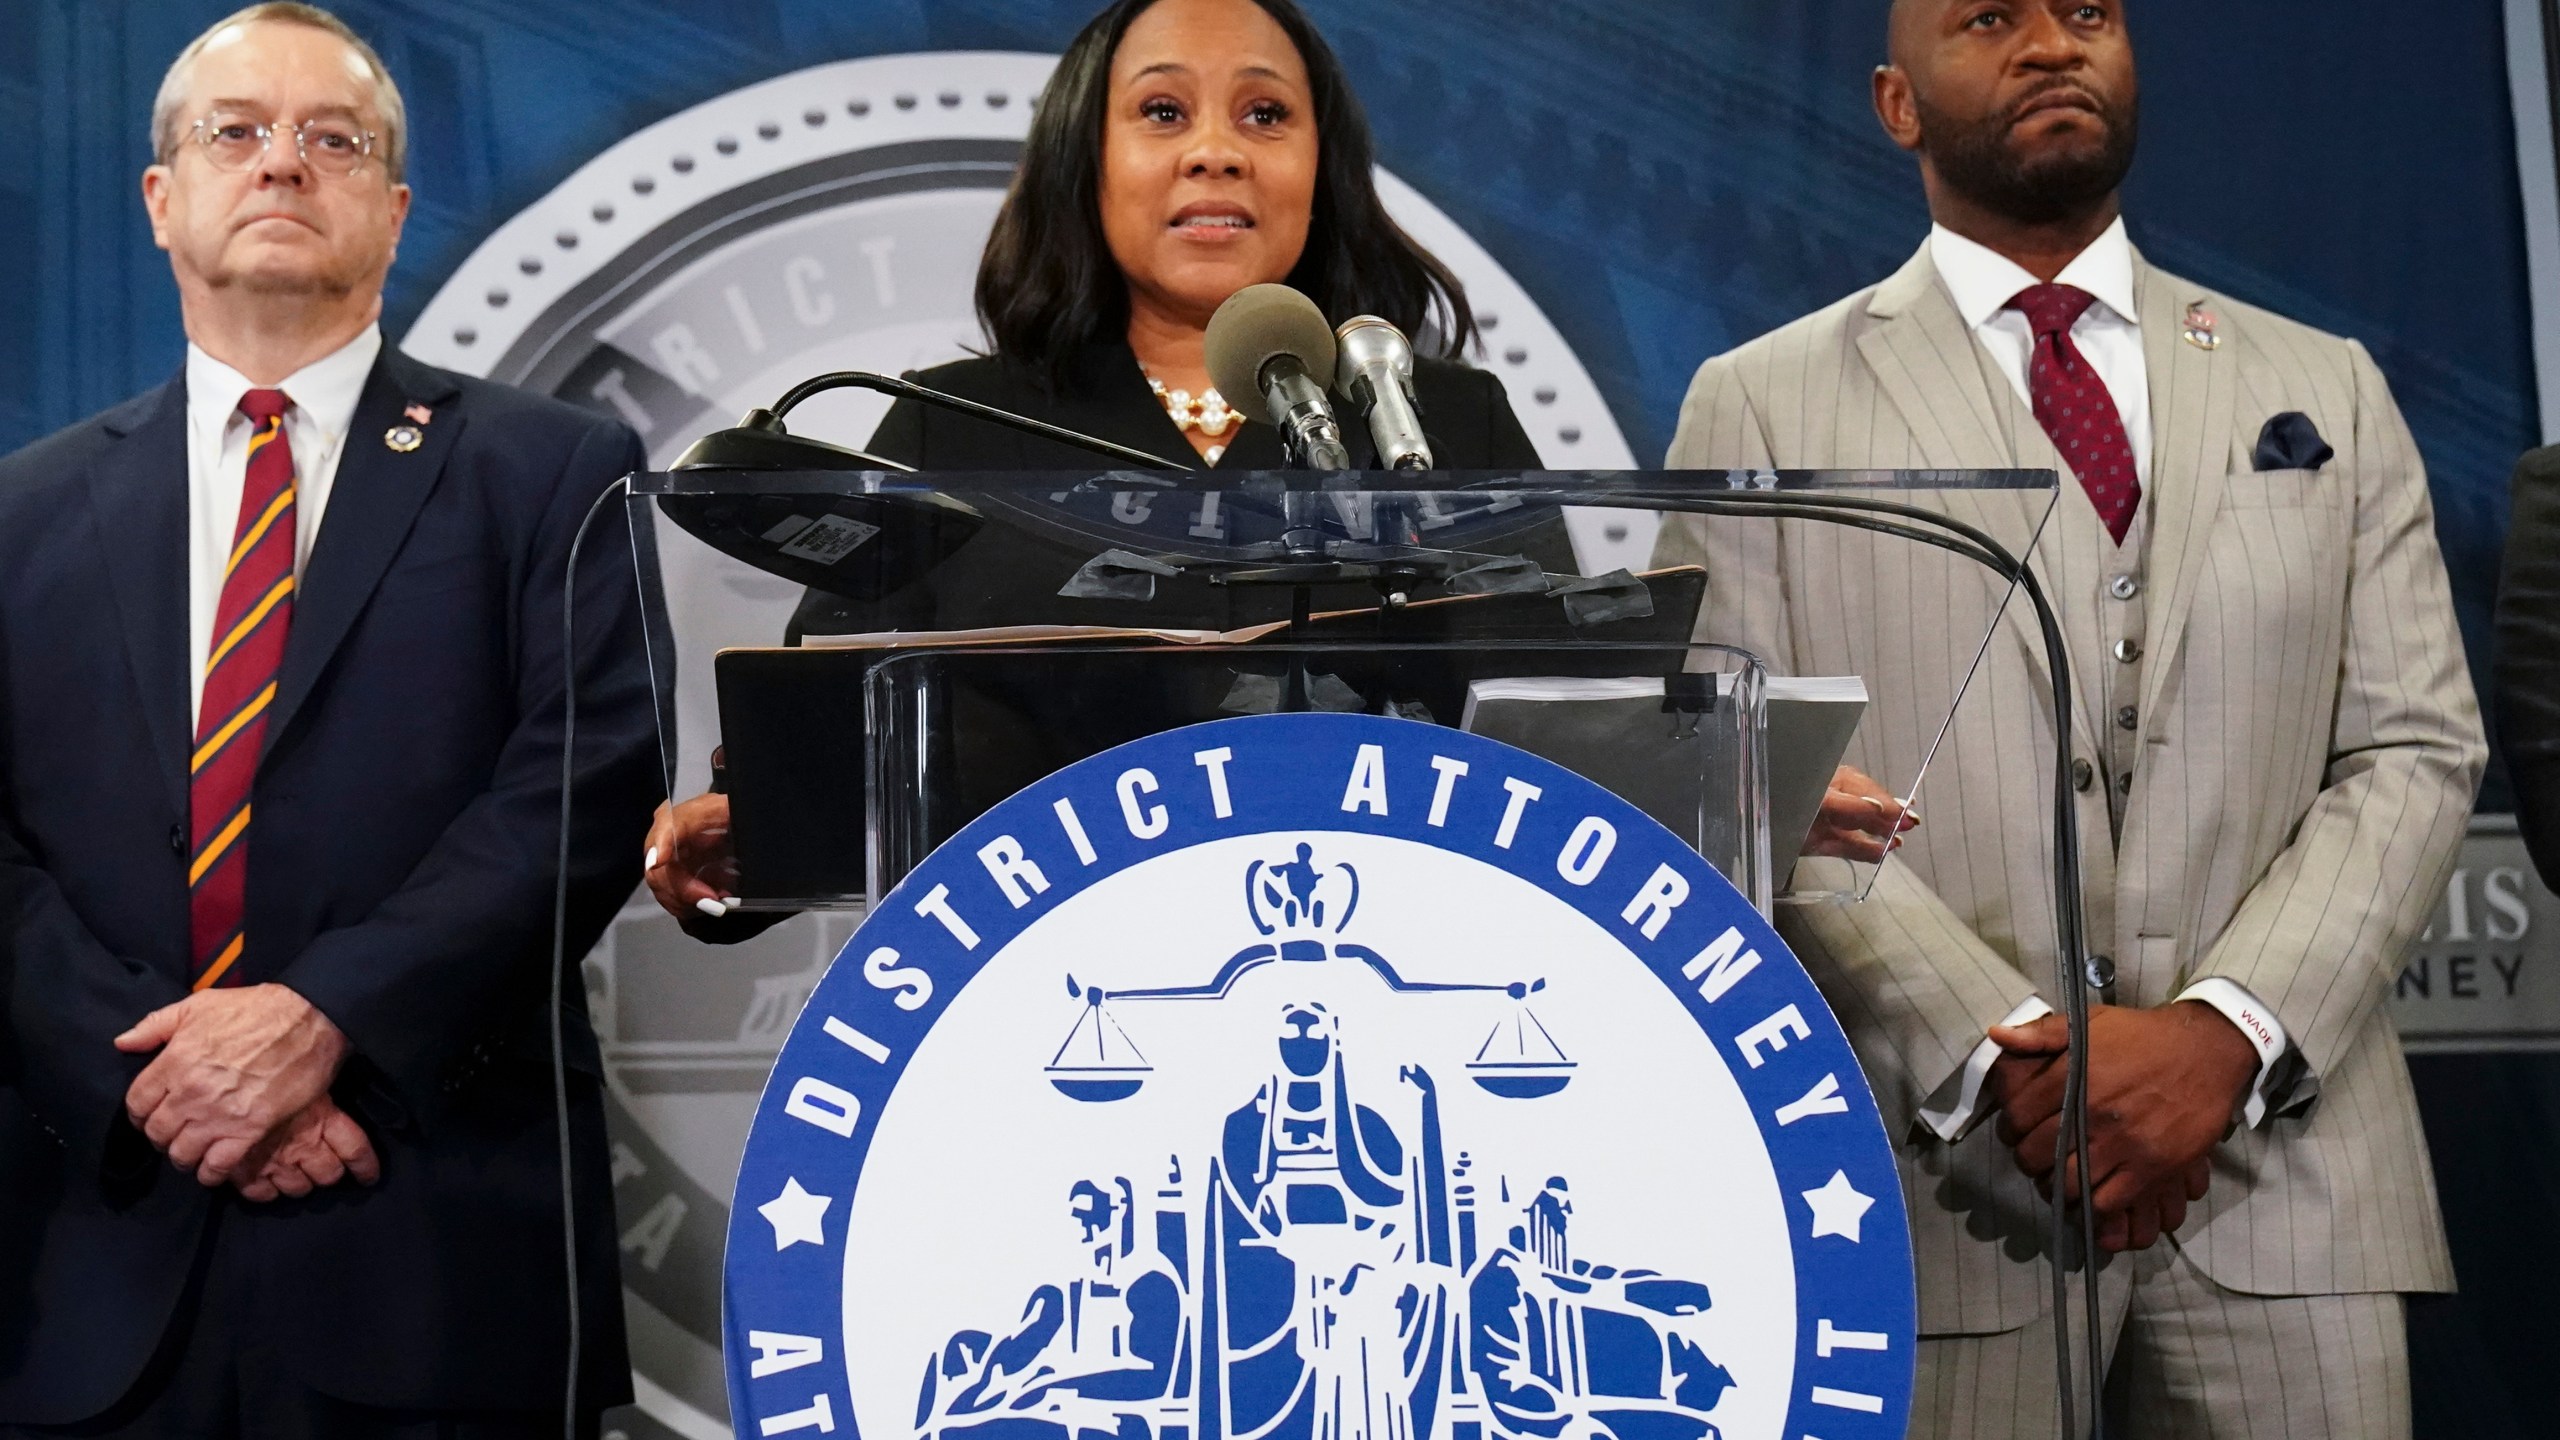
xmin=1916 ymin=81 xmax=2140 ymax=226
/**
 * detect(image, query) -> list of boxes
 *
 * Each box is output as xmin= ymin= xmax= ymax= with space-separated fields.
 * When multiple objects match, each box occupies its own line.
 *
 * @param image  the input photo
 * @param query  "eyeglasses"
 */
xmin=186 ymin=112 xmax=378 ymax=177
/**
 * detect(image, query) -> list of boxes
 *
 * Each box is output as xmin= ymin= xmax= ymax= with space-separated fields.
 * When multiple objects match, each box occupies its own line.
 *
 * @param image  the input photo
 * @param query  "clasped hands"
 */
xmin=1808 ymin=770 xmax=2258 ymax=1253
xmin=1981 ymin=1000 xmax=2260 ymax=1252
xmin=114 ymin=983 xmax=379 ymax=1202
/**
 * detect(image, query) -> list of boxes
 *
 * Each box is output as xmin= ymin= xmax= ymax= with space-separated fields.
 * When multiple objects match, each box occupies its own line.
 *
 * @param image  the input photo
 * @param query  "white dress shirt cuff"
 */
xmin=2174 ymin=977 xmax=2292 ymax=1128
xmin=1917 ymin=996 xmax=2053 ymax=1143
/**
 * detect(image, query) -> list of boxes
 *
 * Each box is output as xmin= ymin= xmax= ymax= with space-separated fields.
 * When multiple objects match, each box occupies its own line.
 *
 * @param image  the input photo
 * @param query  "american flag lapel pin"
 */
xmin=2181 ymin=302 xmax=2222 ymax=352
xmin=387 ymin=401 xmax=431 ymax=452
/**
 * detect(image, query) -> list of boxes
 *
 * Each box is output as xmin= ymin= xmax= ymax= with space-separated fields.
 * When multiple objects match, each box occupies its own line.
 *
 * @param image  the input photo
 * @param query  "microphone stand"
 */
xmin=1253 ymin=365 xmax=1355 ymax=711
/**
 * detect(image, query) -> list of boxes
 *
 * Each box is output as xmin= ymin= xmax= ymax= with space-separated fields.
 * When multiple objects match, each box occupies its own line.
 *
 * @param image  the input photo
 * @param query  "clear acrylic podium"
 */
xmin=595 ymin=463 xmax=2067 ymax=1440
xmin=622 ymin=467 xmax=2060 ymax=919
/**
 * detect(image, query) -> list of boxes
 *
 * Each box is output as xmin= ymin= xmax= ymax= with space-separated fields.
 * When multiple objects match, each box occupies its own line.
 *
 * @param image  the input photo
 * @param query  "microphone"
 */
xmin=1333 ymin=316 xmax=1433 ymax=472
xmin=1205 ymin=284 xmax=1354 ymax=471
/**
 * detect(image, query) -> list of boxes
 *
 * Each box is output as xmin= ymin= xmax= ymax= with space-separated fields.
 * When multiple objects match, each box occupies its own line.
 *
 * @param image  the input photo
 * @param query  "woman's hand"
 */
xmin=1802 ymin=765 xmax=1918 ymax=862
xmin=644 ymin=793 xmax=740 ymax=929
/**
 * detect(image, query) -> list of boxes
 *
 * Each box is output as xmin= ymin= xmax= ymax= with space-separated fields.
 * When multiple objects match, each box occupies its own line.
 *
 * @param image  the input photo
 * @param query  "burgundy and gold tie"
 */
xmin=2011 ymin=283 xmax=2143 ymax=544
xmin=189 ymin=388 xmax=298 ymax=991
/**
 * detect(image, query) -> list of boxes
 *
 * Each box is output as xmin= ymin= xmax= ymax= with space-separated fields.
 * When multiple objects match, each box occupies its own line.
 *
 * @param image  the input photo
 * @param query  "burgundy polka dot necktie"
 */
xmin=2010 ymin=283 xmax=2141 ymax=544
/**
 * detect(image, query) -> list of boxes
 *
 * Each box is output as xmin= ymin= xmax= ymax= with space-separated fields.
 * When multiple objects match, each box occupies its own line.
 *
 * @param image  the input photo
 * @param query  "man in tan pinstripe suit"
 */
xmin=1656 ymin=2 xmax=2485 ymax=1435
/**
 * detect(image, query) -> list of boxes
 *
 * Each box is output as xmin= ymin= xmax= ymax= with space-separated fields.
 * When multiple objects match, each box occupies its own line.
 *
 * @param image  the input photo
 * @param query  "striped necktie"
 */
xmin=189 ymin=388 xmax=298 ymax=991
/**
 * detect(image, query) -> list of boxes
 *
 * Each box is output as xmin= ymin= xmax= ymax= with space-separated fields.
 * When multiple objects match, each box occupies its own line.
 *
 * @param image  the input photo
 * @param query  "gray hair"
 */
xmin=150 ymin=3 xmax=407 ymax=183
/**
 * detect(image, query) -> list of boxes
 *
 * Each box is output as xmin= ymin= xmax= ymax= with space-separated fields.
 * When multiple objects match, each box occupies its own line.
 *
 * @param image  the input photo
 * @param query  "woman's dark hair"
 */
xmin=977 ymin=0 xmax=1477 ymax=392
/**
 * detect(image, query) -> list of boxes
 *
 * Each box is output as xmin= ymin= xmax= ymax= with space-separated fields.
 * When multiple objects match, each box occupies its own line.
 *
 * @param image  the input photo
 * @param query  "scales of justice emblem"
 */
xmin=724 ymin=715 xmax=1915 ymax=1440
xmin=929 ymin=839 xmax=1733 ymax=1440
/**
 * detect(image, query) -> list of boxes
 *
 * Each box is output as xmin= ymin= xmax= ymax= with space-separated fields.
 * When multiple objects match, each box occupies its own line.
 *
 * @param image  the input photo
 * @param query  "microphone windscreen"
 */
xmin=1205 ymin=284 xmax=1338 ymax=421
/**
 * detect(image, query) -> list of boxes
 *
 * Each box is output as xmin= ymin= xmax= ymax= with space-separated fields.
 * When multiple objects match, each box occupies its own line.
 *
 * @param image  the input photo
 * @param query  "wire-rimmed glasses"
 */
xmin=186 ymin=112 xmax=378 ymax=177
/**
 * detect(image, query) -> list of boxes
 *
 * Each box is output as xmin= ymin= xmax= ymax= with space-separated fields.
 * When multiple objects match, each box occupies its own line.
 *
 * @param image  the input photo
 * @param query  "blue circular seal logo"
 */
xmin=724 ymin=712 xmax=1913 ymax=1440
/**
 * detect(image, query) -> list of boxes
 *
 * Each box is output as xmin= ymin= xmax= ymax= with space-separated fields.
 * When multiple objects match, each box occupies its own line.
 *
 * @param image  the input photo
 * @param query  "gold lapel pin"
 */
xmin=386 ymin=399 xmax=434 ymax=450
xmin=2181 ymin=301 xmax=2223 ymax=352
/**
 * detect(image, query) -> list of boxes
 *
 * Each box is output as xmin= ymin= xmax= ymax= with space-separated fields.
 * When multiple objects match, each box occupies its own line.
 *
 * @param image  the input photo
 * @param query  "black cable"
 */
xmin=1524 ymin=488 xmax=2106 ymax=1436
xmin=552 ymin=475 xmax=630 ymax=1440
xmin=767 ymin=371 xmax=1196 ymax=472
xmin=1693 ymin=494 xmax=2103 ymax=1439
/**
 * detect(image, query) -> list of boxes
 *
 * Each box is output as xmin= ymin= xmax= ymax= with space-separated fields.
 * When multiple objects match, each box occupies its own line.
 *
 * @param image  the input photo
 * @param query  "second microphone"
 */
xmin=1206 ymin=283 xmax=1436 ymax=473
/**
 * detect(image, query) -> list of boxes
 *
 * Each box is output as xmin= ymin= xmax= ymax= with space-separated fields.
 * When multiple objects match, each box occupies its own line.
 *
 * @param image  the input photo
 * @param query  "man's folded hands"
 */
xmin=1983 ymin=1003 xmax=2258 ymax=1252
xmin=114 ymin=982 xmax=379 ymax=1200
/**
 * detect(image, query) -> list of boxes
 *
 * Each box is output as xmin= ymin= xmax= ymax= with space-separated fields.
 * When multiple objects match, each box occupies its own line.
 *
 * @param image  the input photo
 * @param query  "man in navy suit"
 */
xmin=0 ymin=6 xmax=661 ymax=1435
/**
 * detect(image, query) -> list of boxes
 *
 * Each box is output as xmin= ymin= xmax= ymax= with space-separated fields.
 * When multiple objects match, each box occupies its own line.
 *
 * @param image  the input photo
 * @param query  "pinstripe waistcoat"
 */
xmin=1654 ymin=242 xmax=2484 ymax=1335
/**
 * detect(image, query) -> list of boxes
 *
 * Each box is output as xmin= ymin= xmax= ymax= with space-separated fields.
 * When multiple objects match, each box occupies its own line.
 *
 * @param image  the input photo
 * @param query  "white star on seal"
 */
xmin=1802 ymin=1170 xmax=1876 ymax=1242
xmin=758 ymin=1177 xmax=832 ymax=1250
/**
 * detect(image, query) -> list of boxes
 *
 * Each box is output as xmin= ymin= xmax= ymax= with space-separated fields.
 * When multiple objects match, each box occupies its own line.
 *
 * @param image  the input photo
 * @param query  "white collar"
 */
xmin=1928 ymin=217 xmax=2138 ymax=331
xmin=185 ymin=323 xmax=384 ymax=440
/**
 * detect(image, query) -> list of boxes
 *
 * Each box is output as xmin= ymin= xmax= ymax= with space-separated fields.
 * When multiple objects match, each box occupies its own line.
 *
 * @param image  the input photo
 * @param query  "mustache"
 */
xmin=2004 ymin=78 xmax=2107 ymax=124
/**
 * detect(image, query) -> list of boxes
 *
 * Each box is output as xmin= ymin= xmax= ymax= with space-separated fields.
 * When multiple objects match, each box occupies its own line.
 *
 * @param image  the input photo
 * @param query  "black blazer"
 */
xmin=2499 ymin=444 xmax=2560 ymax=883
xmin=0 ymin=348 xmax=660 ymax=1422
xmin=788 ymin=341 xmax=1554 ymax=638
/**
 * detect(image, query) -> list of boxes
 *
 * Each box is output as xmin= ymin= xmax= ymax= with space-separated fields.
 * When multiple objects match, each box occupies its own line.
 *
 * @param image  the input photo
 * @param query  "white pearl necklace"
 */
xmin=1144 ymin=372 xmax=1235 ymax=465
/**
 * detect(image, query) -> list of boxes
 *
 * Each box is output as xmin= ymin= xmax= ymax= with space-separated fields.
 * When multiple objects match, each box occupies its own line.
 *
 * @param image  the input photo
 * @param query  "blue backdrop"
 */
xmin=2 ymin=0 xmax=2537 ymax=729
xmin=3 ymin=2 xmax=2548 ymax=1435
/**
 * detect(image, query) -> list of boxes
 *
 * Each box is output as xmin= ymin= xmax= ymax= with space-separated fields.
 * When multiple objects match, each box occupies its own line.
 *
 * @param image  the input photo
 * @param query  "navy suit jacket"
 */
xmin=0 ymin=346 xmax=661 ymax=1422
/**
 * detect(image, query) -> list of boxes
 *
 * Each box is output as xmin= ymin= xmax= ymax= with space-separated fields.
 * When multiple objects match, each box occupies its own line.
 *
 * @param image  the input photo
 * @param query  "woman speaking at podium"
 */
xmin=786 ymin=0 xmax=1552 ymax=640
xmin=643 ymin=0 xmax=1562 ymax=923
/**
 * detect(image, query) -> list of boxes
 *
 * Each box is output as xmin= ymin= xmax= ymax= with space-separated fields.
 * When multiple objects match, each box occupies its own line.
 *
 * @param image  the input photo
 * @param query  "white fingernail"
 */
xmin=695 ymin=897 xmax=729 ymax=918
xmin=645 ymin=846 xmax=660 ymax=869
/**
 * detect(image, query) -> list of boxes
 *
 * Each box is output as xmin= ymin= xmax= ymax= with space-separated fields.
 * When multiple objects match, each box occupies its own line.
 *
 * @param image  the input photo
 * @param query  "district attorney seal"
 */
xmin=725 ymin=712 xmax=1914 ymax=1440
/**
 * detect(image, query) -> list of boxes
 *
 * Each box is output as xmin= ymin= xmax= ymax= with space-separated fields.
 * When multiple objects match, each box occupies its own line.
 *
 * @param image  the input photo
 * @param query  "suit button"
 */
xmin=2085 ymin=953 xmax=2118 ymax=989
xmin=2117 ymin=706 xmax=2139 ymax=731
xmin=2112 ymin=639 xmax=2143 ymax=664
xmin=2110 ymin=574 xmax=2142 ymax=601
xmin=2117 ymin=770 xmax=2134 ymax=796
xmin=168 ymin=824 xmax=186 ymax=856
xmin=2072 ymin=758 xmax=2095 ymax=792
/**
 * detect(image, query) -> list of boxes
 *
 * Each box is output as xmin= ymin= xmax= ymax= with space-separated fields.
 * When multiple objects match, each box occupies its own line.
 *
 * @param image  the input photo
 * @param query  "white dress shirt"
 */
xmin=184 ymin=325 xmax=381 ymax=727
xmin=1929 ymin=216 xmax=2153 ymax=485
xmin=1911 ymin=223 xmax=2296 ymax=1137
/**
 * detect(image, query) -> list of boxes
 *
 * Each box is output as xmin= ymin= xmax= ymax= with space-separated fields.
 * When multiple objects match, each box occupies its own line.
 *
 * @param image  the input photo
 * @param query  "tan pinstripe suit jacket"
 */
xmin=1655 ymin=242 xmax=2483 ymax=1334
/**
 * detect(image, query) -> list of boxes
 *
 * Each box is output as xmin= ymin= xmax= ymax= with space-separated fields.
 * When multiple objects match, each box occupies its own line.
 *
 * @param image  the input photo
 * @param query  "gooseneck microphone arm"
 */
xmin=1259 ymin=362 xmax=1355 ymax=471
xmin=763 ymin=370 xmax=1196 ymax=472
